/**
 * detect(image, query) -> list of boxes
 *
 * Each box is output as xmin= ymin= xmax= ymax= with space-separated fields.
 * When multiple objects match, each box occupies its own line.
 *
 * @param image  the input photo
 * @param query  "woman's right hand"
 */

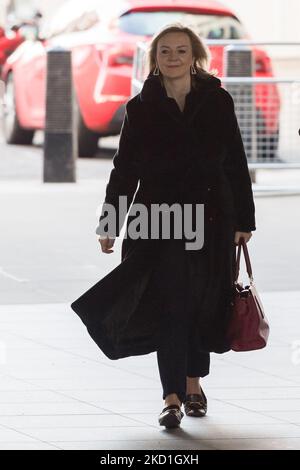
xmin=98 ymin=236 xmax=115 ymax=254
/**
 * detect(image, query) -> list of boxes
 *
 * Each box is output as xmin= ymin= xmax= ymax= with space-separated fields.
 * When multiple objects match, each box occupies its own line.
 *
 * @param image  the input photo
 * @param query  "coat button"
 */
xmin=207 ymin=187 xmax=211 ymax=191
xmin=209 ymin=216 xmax=213 ymax=222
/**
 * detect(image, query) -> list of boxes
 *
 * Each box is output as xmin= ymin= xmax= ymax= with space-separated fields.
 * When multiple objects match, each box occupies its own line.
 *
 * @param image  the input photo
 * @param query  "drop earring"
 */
xmin=153 ymin=65 xmax=160 ymax=76
xmin=191 ymin=64 xmax=197 ymax=75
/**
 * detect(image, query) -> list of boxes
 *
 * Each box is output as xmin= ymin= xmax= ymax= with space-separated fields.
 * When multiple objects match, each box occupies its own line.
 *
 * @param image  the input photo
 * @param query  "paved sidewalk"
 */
xmin=1 ymin=141 xmax=300 ymax=449
xmin=0 ymin=291 xmax=300 ymax=450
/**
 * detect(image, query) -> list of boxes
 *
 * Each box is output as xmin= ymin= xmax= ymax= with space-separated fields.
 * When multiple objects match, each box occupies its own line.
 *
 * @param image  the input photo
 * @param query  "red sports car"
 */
xmin=0 ymin=25 xmax=24 ymax=72
xmin=1 ymin=0 xmax=280 ymax=158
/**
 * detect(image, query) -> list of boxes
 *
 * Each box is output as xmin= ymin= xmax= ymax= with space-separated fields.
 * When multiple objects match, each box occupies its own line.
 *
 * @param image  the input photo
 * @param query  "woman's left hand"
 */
xmin=234 ymin=231 xmax=252 ymax=245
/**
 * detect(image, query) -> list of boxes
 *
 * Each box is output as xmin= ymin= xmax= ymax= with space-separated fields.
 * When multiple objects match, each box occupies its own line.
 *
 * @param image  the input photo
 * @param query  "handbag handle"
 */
xmin=234 ymin=237 xmax=254 ymax=284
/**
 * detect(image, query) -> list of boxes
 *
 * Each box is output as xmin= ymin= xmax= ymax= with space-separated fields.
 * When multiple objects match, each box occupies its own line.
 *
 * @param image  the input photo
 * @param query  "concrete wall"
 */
xmin=222 ymin=0 xmax=300 ymax=41
xmin=222 ymin=0 xmax=300 ymax=63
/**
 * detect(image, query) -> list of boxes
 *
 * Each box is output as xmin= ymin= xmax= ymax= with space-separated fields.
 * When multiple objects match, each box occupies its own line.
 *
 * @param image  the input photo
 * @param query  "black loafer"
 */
xmin=183 ymin=389 xmax=207 ymax=417
xmin=158 ymin=404 xmax=184 ymax=428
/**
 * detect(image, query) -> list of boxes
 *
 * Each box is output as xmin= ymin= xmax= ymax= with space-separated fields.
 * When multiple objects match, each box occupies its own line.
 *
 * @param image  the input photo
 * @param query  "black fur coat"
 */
xmin=71 ymin=71 xmax=256 ymax=359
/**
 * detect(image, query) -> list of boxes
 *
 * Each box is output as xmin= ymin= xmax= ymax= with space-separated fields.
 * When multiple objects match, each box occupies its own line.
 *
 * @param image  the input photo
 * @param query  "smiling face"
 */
xmin=156 ymin=31 xmax=195 ymax=80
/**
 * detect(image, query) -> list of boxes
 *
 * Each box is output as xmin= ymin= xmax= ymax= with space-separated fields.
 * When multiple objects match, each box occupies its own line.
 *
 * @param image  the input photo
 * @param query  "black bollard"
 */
xmin=43 ymin=47 xmax=77 ymax=182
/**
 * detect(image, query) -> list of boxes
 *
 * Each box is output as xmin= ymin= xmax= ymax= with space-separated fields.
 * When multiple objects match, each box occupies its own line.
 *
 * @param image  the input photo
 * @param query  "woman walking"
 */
xmin=72 ymin=23 xmax=256 ymax=429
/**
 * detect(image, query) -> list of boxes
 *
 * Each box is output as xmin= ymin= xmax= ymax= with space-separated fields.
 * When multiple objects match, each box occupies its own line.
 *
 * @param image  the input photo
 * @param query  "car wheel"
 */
xmin=256 ymin=108 xmax=279 ymax=160
xmin=74 ymin=96 xmax=100 ymax=158
xmin=3 ymin=73 xmax=35 ymax=145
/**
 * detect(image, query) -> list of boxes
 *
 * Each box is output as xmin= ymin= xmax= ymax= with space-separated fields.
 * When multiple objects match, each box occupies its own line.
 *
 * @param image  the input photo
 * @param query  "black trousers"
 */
xmin=155 ymin=242 xmax=211 ymax=405
xmin=156 ymin=321 xmax=210 ymax=404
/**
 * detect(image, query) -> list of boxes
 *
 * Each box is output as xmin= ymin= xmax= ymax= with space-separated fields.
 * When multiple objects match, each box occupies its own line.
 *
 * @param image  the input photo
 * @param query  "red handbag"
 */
xmin=227 ymin=238 xmax=269 ymax=351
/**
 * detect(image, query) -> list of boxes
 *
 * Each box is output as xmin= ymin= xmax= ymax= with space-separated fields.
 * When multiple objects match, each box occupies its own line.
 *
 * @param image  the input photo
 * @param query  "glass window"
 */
xmin=207 ymin=27 xmax=226 ymax=39
xmin=117 ymin=10 xmax=245 ymax=39
xmin=229 ymin=23 xmax=245 ymax=39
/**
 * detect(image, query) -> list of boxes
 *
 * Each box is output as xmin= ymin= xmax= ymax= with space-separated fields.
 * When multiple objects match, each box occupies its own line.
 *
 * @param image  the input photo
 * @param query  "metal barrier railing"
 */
xmin=222 ymin=77 xmax=300 ymax=168
xmin=132 ymin=41 xmax=300 ymax=177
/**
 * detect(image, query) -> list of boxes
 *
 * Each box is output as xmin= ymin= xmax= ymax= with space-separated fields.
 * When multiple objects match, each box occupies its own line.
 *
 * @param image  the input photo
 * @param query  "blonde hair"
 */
xmin=145 ymin=23 xmax=218 ymax=82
